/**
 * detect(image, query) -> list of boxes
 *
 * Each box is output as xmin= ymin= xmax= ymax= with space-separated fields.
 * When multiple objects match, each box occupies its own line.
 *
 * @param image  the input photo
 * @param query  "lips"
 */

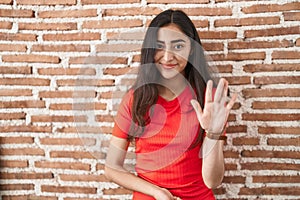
xmin=160 ymin=63 xmax=177 ymax=69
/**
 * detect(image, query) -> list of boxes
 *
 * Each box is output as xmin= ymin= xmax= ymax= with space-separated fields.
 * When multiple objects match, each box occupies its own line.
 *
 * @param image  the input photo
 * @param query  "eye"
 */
xmin=156 ymin=43 xmax=165 ymax=50
xmin=174 ymin=44 xmax=184 ymax=50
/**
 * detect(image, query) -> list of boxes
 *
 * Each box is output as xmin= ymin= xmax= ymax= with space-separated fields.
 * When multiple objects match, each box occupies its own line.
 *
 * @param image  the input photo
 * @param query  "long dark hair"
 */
xmin=128 ymin=9 xmax=213 ymax=146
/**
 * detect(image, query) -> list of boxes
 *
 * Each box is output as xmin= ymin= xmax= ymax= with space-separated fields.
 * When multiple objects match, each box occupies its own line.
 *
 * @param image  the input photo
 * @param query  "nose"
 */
xmin=162 ymin=50 xmax=174 ymax=62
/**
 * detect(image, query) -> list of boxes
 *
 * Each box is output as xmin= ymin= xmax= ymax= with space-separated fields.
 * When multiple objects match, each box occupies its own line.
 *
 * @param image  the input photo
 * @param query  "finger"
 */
xmin=220 ymin=80 xmax=229 ymax=105
xmin=191 ymin=99 xmax=203 ymax=121
xmin=205 ymin=80 xmax=213 ymax=105
xmin=226 ymin=93 xmax=238 ymax=110
xmin=214 ymin=78 xmax=225 ymax=102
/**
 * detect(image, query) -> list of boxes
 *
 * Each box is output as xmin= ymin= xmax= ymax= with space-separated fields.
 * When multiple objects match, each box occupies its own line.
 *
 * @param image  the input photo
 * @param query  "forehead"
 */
xmin=157 ymin=24 xmax=189 ymax=42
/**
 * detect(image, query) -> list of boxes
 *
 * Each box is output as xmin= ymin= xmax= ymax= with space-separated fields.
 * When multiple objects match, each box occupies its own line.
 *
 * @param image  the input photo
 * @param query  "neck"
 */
xmin=158 ymin=73 xmax=187 ymax=101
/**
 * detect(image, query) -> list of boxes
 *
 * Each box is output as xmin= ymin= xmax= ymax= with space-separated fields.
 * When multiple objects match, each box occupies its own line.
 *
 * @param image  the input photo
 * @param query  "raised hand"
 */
xmin=191 ymin=78 xmax=237 ymax=135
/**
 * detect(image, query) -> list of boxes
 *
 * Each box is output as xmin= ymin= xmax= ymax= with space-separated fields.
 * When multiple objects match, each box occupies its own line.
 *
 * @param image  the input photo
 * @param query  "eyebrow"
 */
xmin=157 ymin=39 xmax=186 ymax=44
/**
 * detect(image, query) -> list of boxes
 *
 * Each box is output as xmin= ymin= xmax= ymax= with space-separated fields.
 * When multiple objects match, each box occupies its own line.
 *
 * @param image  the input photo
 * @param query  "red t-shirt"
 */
xmin=112 ymin=86 xmax=215 ymax=200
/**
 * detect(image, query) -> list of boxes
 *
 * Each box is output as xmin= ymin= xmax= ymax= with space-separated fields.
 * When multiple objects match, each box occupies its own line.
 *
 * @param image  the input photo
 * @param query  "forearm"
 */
xmin=104 ymin=165 xmax=160 ymax=197
xmin=201 ymin=137 xmax=225 ymax=189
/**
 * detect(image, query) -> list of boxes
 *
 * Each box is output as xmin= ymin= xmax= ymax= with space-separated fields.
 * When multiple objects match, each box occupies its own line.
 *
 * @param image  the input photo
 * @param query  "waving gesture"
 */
xmin=191 ymin=78 xmax=237 ymax=136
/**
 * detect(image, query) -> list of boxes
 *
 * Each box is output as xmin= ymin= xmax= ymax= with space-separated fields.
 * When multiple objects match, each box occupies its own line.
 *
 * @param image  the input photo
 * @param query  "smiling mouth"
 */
xmin=161 ymin=63 xmax=177 ymax=69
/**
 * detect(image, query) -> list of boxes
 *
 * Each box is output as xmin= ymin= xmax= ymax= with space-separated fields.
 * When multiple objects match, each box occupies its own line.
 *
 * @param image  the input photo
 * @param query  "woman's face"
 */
xmin=154 ymin=23 xmax=191 ymax=80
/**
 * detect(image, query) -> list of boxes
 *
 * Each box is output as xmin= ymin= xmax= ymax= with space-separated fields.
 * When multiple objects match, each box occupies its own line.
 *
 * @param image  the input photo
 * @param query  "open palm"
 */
xmin=191 ymin=78 xmax=237 ymax=135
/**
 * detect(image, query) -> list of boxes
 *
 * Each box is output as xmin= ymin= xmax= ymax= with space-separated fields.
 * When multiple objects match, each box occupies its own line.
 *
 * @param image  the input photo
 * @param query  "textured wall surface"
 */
xmin=0 ymin=0 xmax=299 ymax=199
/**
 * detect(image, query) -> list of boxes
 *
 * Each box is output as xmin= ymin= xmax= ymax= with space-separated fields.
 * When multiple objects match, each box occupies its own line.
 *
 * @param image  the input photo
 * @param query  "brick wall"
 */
xmin=0 ymin=0 xmax=299 ymax=199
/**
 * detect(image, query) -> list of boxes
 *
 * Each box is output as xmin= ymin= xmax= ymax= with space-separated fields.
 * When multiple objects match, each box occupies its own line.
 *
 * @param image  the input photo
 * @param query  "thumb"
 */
xmin=190 ymin=99 xmax=203 ymax=122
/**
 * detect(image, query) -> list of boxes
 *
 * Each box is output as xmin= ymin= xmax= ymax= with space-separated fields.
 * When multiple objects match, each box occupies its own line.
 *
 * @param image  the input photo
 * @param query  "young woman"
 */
xmin=105 ymin=10 xmax=237 ymax=200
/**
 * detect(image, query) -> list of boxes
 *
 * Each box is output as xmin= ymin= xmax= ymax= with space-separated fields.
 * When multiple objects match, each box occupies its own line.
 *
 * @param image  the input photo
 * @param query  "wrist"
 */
xmin=205 ymin=127 xmax=227 ymax=141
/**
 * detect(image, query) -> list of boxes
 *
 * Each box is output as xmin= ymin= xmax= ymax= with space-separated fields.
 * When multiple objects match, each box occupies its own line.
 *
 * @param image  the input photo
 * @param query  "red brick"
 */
xmin=50 ymin=102 xmax=106 ymax=110
xmin=253 ymin=175 xmax=300 ymax=183
xmin=267 ymin=138 xmax=299 ymax=146
xmin=107 ymin=31 xmax=145 ymax=41
xmin=103 ymin=67 xmax=134 ymax=76
xmin=16 ymin=0 xmax=76 ymax=5
xmin=0 ymin=148 xmax=44 ymax=156
xmin=182 ymin=7 xmax=232 ymax=16
xmin=226 ymin=125 xmax=247 ymax=133
xmin=32 ymin=44 xmax=90 ymax=52
xmin=96 ymin=43 xmax=141 ymax=52
xmin=192 ymin=20 xmax=209 ymax=28
xmin=38 ymin=68 xmax=95 ymax=75
xmin=40 ymin=138 xmax=96 ymax=146
xmin=0 ymin=9 xmax=34 ymax=17
xmin=258 ymin=126 xmax=300 ymax=135
xmin=0 ymin=137 xmax=34 ymax=144
xmin=272 ymin=51 xmax=300 ymax=59
xmin=224 ymin=163 xmax=238 ymax=171
xmin=59 ymin=174 xmax=108 ymax=182
xmin=41 ymin=185 xmax=96 ymax=194
xmin=149 ymin=0 xmax=208 ymax=3
xmin=103 ymin=7 xmax=162 ymax=16
xmin=19 ymin=22 xmax=77 ymax=31
xmin=252 ymin=101 xmax=300 ymax=109
xmin=69 ymin=56 xmax=127 ymax=65
xmin=0 ymin=184 xmax=34 ymax=190
xmin=2 ymin=195 xmax=57 ymax=200
xmin=56 ymin=79 xmax=114 ymax=87
xmin=243 ymin=88 xmax=300 ymax=98
xmin=82 ymin=0 xmax=139 ymax=4
xmin=43 ymin=33 xmax=100 ymax=41
xmin=0 ymin=100 xmax=45 ymax=108
xmin=31 ymin=115 xmax=87 ymax=123
xmin=0 ymin=21 xmax=12 ymax=29
xmin=2 ymin=54 xmax=60 ymax=63
xmin=39 ymin=9 xmax=97 ymax=18
xmin=50 ymin=151 xmax=104 ymax=159
xmin=242 ymin=2 xmax=300 ymax=14
xmin=95 ymin=114 xmax=114 ymax=123
xmin=82 ymin=19 xmax=143 ymax=29
xmin=254 ymin=76 xmax=300 ymax=85
xmin=241 ymin=150 xmax=299 ymax=159
xmin=198 ymin=31 xmax=237 ymax=39
xmin=243 ymin=63 xmax=299 ymax=73
xmin=0 ymin=160 xmax=28 ymax=168
xmin=39 ymin=90 xmax=95 ymax=98
xmin=0 ymin=89 xmax=32 ymax=96
xmin=202 ymin=42 xmax=224 ymax=51
xmin=232 ymin=137 xmax=260 ymax=145
xmin=6 ymin=44 xmax=25 ymax=55
xmin=0 ymin=33 xmax=36 ymax=41
xmin=103 ymin=188 xmax=132 ymax=195
xmin=56 ymin=126 xmax=109 ymax=134
xmin=0 ymin=125 xmax=52 ymax=133
xmin=210 ymin=52 xmax=265 ymax=61
xmin=35 ymin=161 xmax=90 ymax=171
xmin=0 ymin=0 xmax=12 ymax=4
xmin=215 ymin=16 xmax=280 ymax=27
xmin=225 ymin=76 xmax=251 ymax=85
xmin=224 ymin=150 xmax=239 ymax=158
xmin=0 ymin=66 xmax=31 ymax=74
xmin=296 ymin=38 xmax=300 ymax=46
xmin=229 ymin=40 xmax=293 ymax=50
xmin=0 ymin=112 xmax=25 ymax=120
xmin=239 ymin=187 xmax=300 ymax=196
xmin=0 ymin=172 xmax=53 ymax=179
xmin=223 ymin=176 xmax=246 ymax=184
xmin=242 ymin=113 xmax=300 ymax=121
xmin=241 ymin=162 xmax=300 ymax=170
xmin=284 ymin=11 xmax=300 ymax=21
xmin=0 ymin=78 xmax=50 ymax=86
xmin=245 ymin=26 xmax=300 ymax=38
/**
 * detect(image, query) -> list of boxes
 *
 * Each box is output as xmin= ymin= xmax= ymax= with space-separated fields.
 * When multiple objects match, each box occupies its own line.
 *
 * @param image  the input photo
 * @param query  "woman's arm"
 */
xmin=191 ymin=78 xmax=237 ymax=189
xmin=104 ymin=136 xmax=177 ymax=200
xmin=201 ymin=138 xmax=225 ymax=188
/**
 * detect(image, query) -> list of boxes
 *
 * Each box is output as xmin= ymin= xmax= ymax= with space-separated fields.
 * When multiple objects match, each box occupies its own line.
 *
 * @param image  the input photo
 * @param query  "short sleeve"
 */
xmin=112 ymin=90 xmax=134 ymax=139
